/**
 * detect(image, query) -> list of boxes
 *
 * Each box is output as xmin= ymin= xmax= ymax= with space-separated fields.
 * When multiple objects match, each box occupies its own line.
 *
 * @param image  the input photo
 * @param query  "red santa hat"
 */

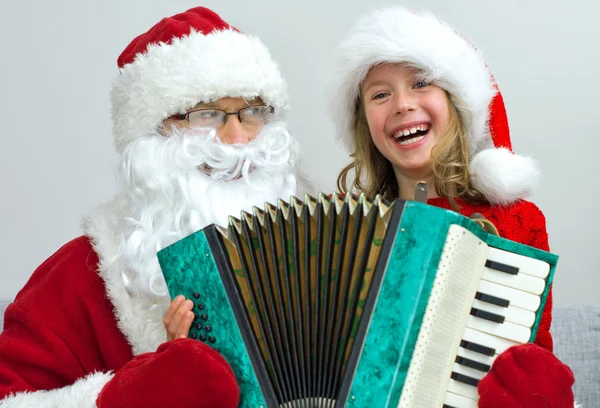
xmin=330 ymin=6 xmax=540 ymax=204
xmin=111 ymin=6 xmax=288 ymax=152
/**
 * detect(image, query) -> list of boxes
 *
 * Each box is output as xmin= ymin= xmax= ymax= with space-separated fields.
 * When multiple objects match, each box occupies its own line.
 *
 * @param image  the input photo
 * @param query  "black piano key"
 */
xmin=470 ymin=307 xmax=505 ymax=324
xmin=485 ymin=259 xmax=519 ymax=275
xmin=460 ymin=340 xmax=495 ymax=356
xmin=451 ymin=372 xmax=480 ymax=387
xmin=475 ymin=291 xmax=510 ymax=308
xmin=456 ymin=356 xmax=491 ymax=373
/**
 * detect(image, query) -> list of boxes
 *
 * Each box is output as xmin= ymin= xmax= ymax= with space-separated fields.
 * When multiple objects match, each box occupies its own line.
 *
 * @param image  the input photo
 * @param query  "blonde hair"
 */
xmin=336 ymin=88 xmax=487 ymax=208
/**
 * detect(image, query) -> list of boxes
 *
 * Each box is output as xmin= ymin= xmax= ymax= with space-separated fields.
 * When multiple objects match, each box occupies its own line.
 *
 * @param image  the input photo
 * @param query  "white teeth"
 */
xmin=398 ymin=135 xmax=425 ymax=146
xmin=392 ymin=124 xmax=430 ymax=139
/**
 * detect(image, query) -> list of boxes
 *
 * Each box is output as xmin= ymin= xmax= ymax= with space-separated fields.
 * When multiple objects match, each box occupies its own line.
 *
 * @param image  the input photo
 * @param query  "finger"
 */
xmin=163 ymin=295 xmax=185 ymax=327
xmin=167 ymin=300 xmax=193 ymax=339
xmin=176 ymin=310 xmax=194 ymax=339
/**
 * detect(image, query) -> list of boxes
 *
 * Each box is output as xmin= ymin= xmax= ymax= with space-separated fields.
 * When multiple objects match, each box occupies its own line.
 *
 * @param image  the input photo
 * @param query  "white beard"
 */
xmin=111 ymin=122 xmax=298 ymax=311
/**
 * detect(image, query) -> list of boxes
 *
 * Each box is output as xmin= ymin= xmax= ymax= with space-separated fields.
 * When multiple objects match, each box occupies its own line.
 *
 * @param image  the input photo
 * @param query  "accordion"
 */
xmin=157 ymin=194 xmax=557 ymax=408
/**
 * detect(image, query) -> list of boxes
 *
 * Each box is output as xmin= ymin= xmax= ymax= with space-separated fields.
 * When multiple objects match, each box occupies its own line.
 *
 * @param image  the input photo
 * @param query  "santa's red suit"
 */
xmin=0 ymin=6 xmax=298 ymax=407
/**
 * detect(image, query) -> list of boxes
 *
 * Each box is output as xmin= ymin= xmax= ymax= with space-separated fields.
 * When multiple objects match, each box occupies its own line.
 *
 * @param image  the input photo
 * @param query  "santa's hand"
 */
xmin=97 ymin=338 xmax=239 ymax=408
xmin=478 ymin=343 xmax=575 ymax=408
xmin=163 ymin=295 xmax=194 ymax=341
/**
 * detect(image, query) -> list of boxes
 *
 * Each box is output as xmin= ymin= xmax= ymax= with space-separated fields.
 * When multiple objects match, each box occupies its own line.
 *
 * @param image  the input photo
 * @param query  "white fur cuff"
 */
xmin=0 ymin=372 xmax=113 ymax=408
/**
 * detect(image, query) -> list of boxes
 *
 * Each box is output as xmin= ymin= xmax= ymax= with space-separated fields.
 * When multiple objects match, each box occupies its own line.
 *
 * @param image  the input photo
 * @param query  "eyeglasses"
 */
xmin=176 ymin=105 xmax=275 ymax=130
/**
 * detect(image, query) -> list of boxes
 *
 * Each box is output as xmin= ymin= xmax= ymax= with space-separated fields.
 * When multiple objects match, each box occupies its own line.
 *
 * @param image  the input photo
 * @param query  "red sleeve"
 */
xmin=0 ymin=236 xmax=133 ymax=399
xmin=514 ymin=201 xmax=553 ymax=352
xmin=0 ymin=303 xmax=87 ymax=396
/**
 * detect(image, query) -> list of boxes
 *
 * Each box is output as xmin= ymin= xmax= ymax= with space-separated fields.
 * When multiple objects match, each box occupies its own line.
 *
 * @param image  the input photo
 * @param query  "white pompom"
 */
xmin=469 ymin=148 xmax=540 ymax=205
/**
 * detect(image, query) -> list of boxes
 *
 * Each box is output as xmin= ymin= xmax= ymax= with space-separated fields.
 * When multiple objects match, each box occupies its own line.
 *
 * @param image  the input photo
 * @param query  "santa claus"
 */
xmin=0 ymin=6 xmax=301 ymax=407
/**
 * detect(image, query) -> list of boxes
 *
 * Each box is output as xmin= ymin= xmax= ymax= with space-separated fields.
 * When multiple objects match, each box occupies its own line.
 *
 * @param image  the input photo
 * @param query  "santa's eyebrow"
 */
xmin=192 ymin=101 xmax=218 ymax=109
xmin=193 ymin=98 xmax=265 ymax=110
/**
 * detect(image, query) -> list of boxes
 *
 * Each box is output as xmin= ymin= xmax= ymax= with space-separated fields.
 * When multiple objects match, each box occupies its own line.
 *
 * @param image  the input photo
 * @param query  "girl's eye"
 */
xmin=414 ymin=81 xmax=429 ymax=89
xmin=372 ymin=92 xmax=388 ymax=100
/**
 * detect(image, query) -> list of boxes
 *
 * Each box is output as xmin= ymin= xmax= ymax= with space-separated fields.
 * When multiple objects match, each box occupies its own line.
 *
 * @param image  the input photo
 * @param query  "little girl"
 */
xmin=330 ymin=6 xmax=575 ymax=408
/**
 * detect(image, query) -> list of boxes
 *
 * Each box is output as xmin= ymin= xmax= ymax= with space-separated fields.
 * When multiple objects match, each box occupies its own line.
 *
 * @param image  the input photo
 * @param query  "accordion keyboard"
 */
xmin=443 ymin=247 xmax=550 ymax=408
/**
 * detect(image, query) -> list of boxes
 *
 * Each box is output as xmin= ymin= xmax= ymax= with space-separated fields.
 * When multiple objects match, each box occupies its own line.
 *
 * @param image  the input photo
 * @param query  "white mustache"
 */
xmin=161 ymin=122 xmax=294 ymax=184
xmin=113 ymin=121 xmax=299 ymax=303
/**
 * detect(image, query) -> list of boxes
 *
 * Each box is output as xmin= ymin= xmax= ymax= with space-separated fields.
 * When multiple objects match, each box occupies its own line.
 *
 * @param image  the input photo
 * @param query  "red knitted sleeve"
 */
xmin=509 ymin=201 xmax=553 ymax=352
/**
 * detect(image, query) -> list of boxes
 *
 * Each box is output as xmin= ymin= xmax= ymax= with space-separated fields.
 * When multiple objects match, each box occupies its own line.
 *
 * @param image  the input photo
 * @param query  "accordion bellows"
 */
xmin=158 ymin=193 xmax=557 ymax=408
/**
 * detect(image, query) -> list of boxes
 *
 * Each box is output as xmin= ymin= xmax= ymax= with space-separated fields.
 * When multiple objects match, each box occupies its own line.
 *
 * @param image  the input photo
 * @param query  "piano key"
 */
xmin=475 ymin=291 xmax=509 ymax=307
xmin=470 ymin=307 xmax=505 ymax=324
xmin=472 ymin=298 xmax=535 ymax=328
xmin=462 ymin=327 xmax=519 ymax=355
xmin=457 ymin=346 xmax=495 ymax=368
xmin=478 ymin=280 xmax=540 ymax=312
xmin=460 ymin=339 xmax=495 ymax=357
xmin=482 ymin=266 xmax=546 ymax=295
xmin=487 ymin=247 xmax=550 ymax=279
xmin=456 ymin=355 xmax=491 ymax=373
xmin=485 ymin=259 xmax=518 ymax=275
xmin=451 ymin=372 xmax=480 ymax=387
xmin=447 ymin=378 xmax=479 ymax=401
xmin=467 ymin=315 xmax=531 ymax=343
xmin=452 ymin=362 xmax=486 ymax=381
xmin=444 ymin=391 xmax=478 ymax=408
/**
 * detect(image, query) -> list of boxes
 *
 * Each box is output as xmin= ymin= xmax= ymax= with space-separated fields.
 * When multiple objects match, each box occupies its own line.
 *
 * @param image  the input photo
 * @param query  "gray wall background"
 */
xmin=0 ymin=0 xmax=598 ymax=305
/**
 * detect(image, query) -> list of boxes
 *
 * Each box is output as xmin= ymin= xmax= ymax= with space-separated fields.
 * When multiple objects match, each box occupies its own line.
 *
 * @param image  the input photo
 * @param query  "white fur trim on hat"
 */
xmin=111 ymin=29 xmax=288 ymax=152
xmin=330 ymin=7 xmax=496 ymax=154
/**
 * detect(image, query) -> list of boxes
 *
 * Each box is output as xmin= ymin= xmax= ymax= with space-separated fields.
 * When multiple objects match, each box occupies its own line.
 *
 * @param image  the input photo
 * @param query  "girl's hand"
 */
xmin=478 ymin=343 xmax=575 ymax=408
xmin=163 ymin=295 xmax=194 ymax=341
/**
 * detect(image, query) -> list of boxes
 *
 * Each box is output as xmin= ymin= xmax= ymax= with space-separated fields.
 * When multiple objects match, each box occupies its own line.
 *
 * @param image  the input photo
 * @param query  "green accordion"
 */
xmin=157 ymin=194 xmax=557 ymax=408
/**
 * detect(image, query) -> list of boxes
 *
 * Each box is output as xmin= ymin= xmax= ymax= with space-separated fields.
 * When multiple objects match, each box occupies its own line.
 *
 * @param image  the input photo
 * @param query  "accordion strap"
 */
xmin=469 ymin=213 xmax=500 ymax=237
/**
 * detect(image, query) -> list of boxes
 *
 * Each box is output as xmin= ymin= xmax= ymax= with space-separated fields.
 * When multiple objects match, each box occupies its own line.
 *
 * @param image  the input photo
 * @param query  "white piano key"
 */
xmin=478 ymin=280 xmax=541 ymax=312
xmin=444 ymin=391 xmax=478 ymax=408
xmin=471 ymin=299 xmax=535 ymax=328
xmin=462 ymin=327 xmax=519 ymax=355
xmin=482 ymin=266 xmax=546 ymax=295
xmin=467 ymin=315 xmax=531 ymax=343
xmin=487 ymin=247 xmax=550 ymax=279
xmin=447 ymin=378 xmax=479 ymax=401
xmin=452 ymin=362 xmax=486 ymax=380
xmin=456 ymin=346 xmax=495 ymax=369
